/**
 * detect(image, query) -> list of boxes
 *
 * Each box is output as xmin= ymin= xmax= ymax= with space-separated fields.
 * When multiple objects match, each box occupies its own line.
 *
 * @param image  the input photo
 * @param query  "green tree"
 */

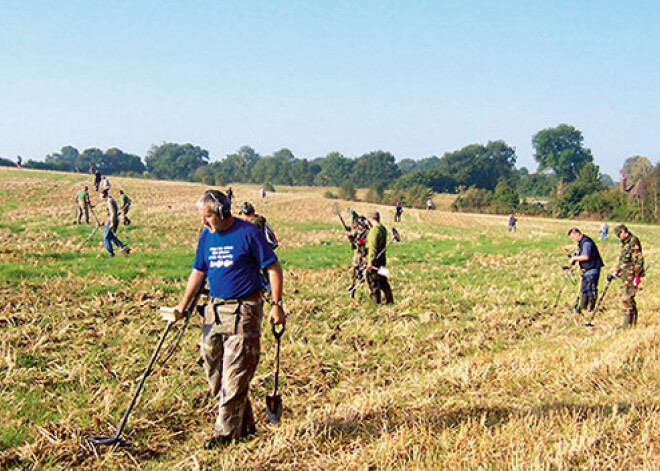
xmin=144 ymin=142 xmax=209 ymax=181
xmin=220 ymin=146 xmax=261 ymax=183
xmin=437 ymin=141 xmax=516 ymax=190
xmin=59 ymin=146 xmax=81 ymax=171
xmin=555 ymin=162 xmax=604 ymax=217
xmin=391 ymin=169 xmax=456 ymax=193
xmin=492 ymin=181 xmax=519 ymax=213
xmin=251 ymin=155 xmax=292 ymax=185
xmin=517 ymin=172 xmax=555 ymax=197
xmin=80 ymin=148 xmax=105 ymax=172
xmin=532 ymin=123 xmax=593 ymax=183
xmin=290 ymin=159 xmax=320 ymax=186
xmin=314 ymin=152 xmax=354 ymax=186
xmin=101 ymin=148 xmax=145 ymax=174
xmin=352 ymin=150 xmax=401 ymax=188
xmin=272 ymin=148 xmax=295 ymax=161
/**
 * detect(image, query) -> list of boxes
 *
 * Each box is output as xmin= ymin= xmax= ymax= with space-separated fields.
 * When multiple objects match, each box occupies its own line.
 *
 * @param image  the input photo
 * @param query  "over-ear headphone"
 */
xmin=203 ymin=190 xmax=231 ymax=219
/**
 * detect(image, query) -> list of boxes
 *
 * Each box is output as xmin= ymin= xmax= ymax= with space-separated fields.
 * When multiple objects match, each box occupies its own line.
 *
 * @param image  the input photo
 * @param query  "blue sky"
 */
xmin=1 ymin=1 xmax=658 ymax=178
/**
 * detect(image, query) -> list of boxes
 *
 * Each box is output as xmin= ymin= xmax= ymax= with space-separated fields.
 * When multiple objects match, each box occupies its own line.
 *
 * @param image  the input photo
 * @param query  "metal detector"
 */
xmin=89 ymin=319 xmax=175 ymax=448
xmin=584 ymin=274 xmax=616 ymax=327
xmin=89 ymin=289 xmax=205 ymax=448
xmin=332 ymin=202 xmax=351 ymax=232
xmin=585 ymin=262 xmax=655 ymax=327
xmin=75 ymin=207 xmax=103 ymax=254
xmin=552 ymin=265 xmax=576 ymax=312
xmin=75 ymin=223 xmax=101 ymax=253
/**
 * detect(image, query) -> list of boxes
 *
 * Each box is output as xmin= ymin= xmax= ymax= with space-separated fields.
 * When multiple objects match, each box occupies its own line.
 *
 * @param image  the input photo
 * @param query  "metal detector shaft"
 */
xmin=76 ymin=224 xmax=100 ymax=253
xmin=585 ymin=276 xmax=614 ymax=326
xmin=552 ymin=266 xmax=575 ymax=312
xmin=90 ymin=321 xmax=174 ymax=447
xmin=90 ymin=206 xmax=102 ymax=226
xmin=552 ymin=275 xmax=568 ymax=310
xmin=332 ymin=203 xmax=350 ymax=231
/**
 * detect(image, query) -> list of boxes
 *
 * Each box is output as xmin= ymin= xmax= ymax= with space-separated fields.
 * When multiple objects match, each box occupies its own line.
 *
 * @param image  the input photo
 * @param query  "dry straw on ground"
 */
xmin=2 ymin=167 xmax=660 ymax=470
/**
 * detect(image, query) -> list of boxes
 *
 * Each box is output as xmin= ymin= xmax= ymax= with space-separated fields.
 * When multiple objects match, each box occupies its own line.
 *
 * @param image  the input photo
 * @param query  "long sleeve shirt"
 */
xmin=366 ymin=222 xmax=387 ymax=266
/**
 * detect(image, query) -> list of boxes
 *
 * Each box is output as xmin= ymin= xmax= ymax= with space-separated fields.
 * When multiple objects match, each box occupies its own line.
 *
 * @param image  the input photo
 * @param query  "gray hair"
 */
xmin=196 ymin=190 xmax=231 ymax=218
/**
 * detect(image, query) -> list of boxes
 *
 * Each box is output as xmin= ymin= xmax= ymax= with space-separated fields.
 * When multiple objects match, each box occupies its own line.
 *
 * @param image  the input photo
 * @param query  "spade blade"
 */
xmin=266 ymin=394 xmax=283 ymax=424
xmin=88 ymin=435 xmax=133 ymax=447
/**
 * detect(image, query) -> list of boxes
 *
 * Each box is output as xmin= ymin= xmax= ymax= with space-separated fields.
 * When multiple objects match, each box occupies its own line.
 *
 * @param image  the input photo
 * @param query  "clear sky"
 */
xmin=1 ymin=0 xmax=658 ymax=178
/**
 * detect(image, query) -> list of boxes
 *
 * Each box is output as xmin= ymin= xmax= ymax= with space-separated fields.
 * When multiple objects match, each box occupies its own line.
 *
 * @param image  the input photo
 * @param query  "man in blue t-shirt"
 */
xmin=568 ymin=227 xmax=604 ymax=313
xmin=175 ymin=189 xmax=285 ymax=449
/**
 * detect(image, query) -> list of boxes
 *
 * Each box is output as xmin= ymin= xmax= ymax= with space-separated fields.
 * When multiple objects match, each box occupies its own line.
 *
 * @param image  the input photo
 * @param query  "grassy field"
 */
xmin=2 ymin=167 xmax=660 ymax=470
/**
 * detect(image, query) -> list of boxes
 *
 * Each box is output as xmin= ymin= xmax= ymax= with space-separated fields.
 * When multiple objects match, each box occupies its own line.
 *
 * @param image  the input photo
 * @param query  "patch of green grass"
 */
xmin=0 ymin=425 xmax=27 ymax=451
xmin=278 ymin=240 xmax=350 ymax=270
xmin=282 ymin=221 xmax=339 ymax=232
xmin=16 ymin=352 xmax=48 ymax=369
xmin=0 ymin=248 xmax=194 ymax=285
xmin=0 ymin=220 xmax=26 ymax=233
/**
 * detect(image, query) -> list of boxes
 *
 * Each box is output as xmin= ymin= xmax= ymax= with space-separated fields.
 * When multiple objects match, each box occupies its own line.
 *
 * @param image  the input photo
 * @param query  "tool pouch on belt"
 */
xmin=205 ymin=300 xmax=240 ymax=335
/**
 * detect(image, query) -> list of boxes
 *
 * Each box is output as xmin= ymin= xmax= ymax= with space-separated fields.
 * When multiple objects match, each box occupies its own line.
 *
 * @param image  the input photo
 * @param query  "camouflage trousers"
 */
xmin=621 ymin=282 xmax=638 ymax=327
xmin=200 ymin=297 xmax=263 ymax=438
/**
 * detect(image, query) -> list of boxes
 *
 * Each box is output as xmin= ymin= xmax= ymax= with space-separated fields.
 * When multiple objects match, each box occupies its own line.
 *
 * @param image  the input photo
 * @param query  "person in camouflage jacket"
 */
xmin=614 ymin=224 xmax=644 ymax=328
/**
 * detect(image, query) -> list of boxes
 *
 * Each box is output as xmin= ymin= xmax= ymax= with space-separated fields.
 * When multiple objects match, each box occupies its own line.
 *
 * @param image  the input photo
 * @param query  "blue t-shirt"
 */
xmin=192 ymin=218 xmax=278 ymax=299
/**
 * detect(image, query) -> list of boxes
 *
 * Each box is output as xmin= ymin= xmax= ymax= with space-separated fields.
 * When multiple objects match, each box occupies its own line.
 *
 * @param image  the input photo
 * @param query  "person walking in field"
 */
xmin=614 ymin=224 xmax=644 ymax=328
xmin=101 ymin=192 xmax=130 ymax=257
xmin=100 ymin=176 xmax=111 ymax=197
xmin=426 ymin=198 xmax=434 ymax=210
xmin=600 ymin=221 xmax=609 ymax=241
xmin=94 ymin=170 xmax=102 ymax=192
xmin=394 ymin=202 xmax=403 ymax=222
xmin=508 ymin=213 xmax=517 ymax=232
xmin=237 ymin=202 xmax=278 ymax=249
xmin=568 ymin=227 xmax=604 ymax=314
xmin=174 ymin=189 xmax=285 ymax=449
xmin=259 ymin=187 xmax=266 ymax=199
xmin=118 ymin=189 xmax=132 ymax=226
xmin=74 ymin=185 xmax=92 ymax=225
xmin=366 ymin=211 xmax=393 ymax=304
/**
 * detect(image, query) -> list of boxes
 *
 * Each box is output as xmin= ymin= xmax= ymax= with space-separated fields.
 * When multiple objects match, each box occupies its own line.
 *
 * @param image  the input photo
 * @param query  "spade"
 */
xmin=266 ymin=323 xmax=285 ymax=424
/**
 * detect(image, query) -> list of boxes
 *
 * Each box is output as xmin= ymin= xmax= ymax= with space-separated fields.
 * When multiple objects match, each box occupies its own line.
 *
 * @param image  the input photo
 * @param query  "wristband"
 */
xmin=273 ymin=300 xmax=283 ymax=307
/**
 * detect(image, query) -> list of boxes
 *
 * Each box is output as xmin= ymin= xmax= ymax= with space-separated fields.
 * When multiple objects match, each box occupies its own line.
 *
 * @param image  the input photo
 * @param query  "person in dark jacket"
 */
xmin=568 ymin=227 xmax=604 ymax=313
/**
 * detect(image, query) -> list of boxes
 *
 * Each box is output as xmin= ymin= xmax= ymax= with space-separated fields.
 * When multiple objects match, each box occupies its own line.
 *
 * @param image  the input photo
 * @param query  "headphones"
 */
xmin=203 ymin=190 xmax=231 ymax=219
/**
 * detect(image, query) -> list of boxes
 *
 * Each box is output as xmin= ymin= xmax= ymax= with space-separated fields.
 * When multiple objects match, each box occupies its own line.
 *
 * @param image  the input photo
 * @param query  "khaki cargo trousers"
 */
xmin=200 ymin=296 xmax=263 ymax=438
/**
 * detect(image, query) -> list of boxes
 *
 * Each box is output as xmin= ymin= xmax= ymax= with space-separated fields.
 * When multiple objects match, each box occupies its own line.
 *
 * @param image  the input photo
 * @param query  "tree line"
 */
xmin=4 ymin=122 xmax=658 ymax=222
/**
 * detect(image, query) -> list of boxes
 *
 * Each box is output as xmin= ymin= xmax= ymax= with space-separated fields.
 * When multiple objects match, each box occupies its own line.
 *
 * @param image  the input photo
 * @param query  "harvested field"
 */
xmin=2 ymin=167 xmax=660 ymax=470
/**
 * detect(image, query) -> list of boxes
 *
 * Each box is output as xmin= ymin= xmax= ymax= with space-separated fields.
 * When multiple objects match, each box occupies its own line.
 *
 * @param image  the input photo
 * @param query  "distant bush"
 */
xmin=518 ymin=200 xmax=550 ymax=216
xmin=339 ymin=181 xmax=357 ymax=201
xmin=580 ymin=188 xmax=639 ymax=220
xmin=324 ymin=190 xmax=338 ymax=199
xmin=363 ymin=183 xmax=386 ymax=204
xmin=264 ymin=181 xmax=276 ymax=192
xmin=452 ymin=187 xmax=494 ymax=213
xmin=492 ymin=181 xmax=519 ymax=214
xmin=387 ymin=185 xmax=433 ymax=209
